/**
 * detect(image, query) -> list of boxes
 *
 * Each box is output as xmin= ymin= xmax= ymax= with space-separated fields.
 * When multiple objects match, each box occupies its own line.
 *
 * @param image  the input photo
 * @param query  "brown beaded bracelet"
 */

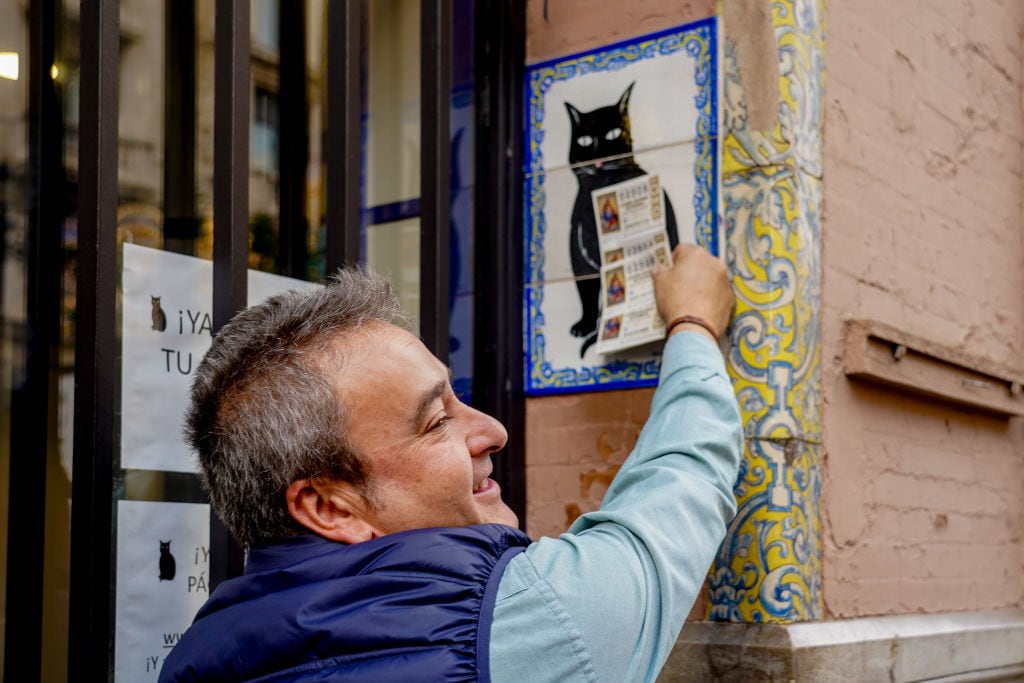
xmin=665 ymin=314 xmax=719 ymax=341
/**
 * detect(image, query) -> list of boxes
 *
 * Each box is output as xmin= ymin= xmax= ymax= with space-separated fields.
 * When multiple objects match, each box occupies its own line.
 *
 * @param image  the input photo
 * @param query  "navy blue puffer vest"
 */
xmin=159 ymin=524 xmax=532 ymax=683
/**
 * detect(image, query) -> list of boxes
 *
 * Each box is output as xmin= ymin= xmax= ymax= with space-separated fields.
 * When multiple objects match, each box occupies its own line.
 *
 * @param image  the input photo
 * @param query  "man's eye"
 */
xmin=431 ymin=414 xmax=453 ymax=431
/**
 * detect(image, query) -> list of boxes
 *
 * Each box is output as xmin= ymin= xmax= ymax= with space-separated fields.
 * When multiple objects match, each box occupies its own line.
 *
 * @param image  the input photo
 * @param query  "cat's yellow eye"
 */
xmin=576 ymin=135 xmax=594 ymax=146
xmin=605 ymin=128 xmax=622 ymax=141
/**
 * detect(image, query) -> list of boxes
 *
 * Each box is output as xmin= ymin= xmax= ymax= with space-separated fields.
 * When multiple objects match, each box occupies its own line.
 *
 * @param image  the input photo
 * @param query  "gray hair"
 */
xmin=185 ymin=266 xmax=406 ymax=547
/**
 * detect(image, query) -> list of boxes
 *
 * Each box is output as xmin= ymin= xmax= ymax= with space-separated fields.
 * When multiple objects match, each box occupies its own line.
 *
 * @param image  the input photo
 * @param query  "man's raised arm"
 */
xmin=490 ymin=245 xmax=743 ymax=682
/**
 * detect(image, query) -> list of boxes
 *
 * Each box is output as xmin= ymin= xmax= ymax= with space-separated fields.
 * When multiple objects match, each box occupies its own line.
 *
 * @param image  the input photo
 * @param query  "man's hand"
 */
xmin=652 ymin=244 xmax=734 ymax=342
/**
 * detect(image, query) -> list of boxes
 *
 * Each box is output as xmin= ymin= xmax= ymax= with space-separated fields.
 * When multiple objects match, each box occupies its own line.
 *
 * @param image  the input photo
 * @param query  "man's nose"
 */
xmin=465 ymin=406 xmax=508 ymax=457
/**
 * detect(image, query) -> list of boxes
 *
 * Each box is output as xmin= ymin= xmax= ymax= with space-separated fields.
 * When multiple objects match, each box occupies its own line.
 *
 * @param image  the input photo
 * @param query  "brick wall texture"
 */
xmin=822 ymin=0 xmax=1024 ymax=616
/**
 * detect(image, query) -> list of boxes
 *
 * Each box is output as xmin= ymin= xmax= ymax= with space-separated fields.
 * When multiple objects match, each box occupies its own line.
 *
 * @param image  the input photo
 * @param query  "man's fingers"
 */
xmin=671 ymin=243 xmax=699 ymax=262
xmin=652 ymin=243 xmax=734 ymax=336
xmin=673 ymin=243 xmax=698 ymax=255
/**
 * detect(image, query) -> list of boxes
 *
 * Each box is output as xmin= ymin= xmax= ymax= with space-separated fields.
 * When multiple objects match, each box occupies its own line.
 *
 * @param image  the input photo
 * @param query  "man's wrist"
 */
xmin=665 ymin=314 xmax=719 ymax=343
xmin=667 ymin=321 xmax=717 ymax=343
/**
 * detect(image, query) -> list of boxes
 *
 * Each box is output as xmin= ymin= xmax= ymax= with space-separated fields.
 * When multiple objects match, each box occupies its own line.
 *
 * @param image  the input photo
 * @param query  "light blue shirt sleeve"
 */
xmin=489 ymin=332 xmax=743 ymax=683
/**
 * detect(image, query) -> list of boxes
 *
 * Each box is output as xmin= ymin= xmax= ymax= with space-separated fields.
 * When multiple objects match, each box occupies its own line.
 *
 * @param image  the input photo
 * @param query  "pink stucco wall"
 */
xmin=523 ymin=0 xmax=1024 ymax=621
xmin=822 ymin=1 xmax=1024 ymax=616
xmin=526 ymin=0 xmax=713 ymax=65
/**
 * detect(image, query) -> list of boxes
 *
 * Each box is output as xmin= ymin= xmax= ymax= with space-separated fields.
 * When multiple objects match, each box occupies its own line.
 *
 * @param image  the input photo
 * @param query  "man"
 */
xmin=161 ymin=244 xmax=741 ymax=682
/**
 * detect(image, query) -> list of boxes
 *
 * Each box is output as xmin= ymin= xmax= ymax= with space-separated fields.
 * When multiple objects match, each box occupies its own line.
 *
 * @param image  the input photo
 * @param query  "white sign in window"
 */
xmin=121 ymin=243 xmax=321 ymax=472
xmin=113 ymin=500 xmax=210 ymax=681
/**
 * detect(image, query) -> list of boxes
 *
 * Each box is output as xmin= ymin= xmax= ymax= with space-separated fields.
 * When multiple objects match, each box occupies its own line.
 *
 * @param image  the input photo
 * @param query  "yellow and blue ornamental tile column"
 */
xmin=710 ymin=0 xmax=825 ymax=623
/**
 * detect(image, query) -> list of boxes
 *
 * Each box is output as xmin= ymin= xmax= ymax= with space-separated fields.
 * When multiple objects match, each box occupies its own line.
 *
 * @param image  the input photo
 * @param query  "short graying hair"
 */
xmin=185 ymin=266 xmax=406 ymax=547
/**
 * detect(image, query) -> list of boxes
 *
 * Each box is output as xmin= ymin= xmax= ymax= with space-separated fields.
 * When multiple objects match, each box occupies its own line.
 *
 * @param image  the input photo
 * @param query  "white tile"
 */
xmin=526 ymin=140 xmax=716 ymax=285
xmin=527 ymin=38 xmax=712 ymax=176
xmin=525 ymin=281 xmax=665 ymax=395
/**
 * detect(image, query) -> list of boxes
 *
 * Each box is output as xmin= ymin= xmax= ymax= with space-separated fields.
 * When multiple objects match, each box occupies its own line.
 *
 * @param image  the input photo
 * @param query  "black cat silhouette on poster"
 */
xmin=565 ymin=82 xmax=679 ymax=358
xmin=159 ymin=539 xmax=176 ymax=581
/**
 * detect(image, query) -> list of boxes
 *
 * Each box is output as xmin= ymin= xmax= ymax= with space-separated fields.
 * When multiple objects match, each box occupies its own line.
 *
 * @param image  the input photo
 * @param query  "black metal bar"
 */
xmin=325 ymin=0 xmax=364 ymax=273
xmin=68 ymin=0 xmax=120 ymax=676
xmin=473 ymin=0 xmax=527 ymax=525
xmin=278 ymin=0 xmax=309 ymax=278
xmin=4 ymin=0 xmax=61 ymax=678
xmin=163 ymin=0 xmax=199 ymax=254
xmin=420 ymin=0 xmax=452 ymax=363
xmin=210 ymin=0 xmax=250 ymax=590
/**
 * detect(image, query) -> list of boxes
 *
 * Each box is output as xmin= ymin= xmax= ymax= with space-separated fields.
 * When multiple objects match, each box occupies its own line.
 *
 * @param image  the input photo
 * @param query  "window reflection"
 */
xmin=363 ymin=0 xmax=476 ymax=400
xmin=0 ymin=30 xmax=23 ymax=677
xmin=252 ymin=87 xmax=278 ymax=175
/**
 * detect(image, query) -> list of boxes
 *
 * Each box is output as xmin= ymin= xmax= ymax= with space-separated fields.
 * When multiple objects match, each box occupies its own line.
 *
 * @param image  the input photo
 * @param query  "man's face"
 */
xmin=333 ymin=323 xmax=519 ymax=534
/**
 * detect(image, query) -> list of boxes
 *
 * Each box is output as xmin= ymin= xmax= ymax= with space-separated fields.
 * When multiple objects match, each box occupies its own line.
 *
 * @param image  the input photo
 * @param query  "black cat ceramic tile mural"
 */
xmin=525 ymin=19 xmax=720 ymax=395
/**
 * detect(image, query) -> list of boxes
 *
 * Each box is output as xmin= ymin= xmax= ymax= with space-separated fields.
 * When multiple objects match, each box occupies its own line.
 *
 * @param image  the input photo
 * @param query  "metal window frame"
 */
xmin=67 ymin=0 xmax=120 ymax=675
xmin=277 ymin=0 xmax=309 ymax=278
xmin=163 ymin=0 xmax=199 ymax=252
xmin=3 ymin=0 xmax=64 ymax=679
xmin=208 ymin=0 xmax=251 ymax=591
xmin=472 ymin=0 xmax=527 ymax=524
xmin=419 ymin=0 xmax=453 ymax=364
xmin=325 ymin=0 xmax=364 ymax=271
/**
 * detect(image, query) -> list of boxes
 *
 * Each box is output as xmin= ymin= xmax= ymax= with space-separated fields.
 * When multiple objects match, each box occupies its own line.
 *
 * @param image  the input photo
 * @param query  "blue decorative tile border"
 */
xmin=524 ymin=18 xmax=719 ymax=395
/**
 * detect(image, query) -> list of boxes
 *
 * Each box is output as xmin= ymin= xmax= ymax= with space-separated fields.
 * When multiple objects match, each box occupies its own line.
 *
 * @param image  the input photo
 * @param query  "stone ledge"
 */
xmin=659 ymin=609 xmax=1024 ymax=682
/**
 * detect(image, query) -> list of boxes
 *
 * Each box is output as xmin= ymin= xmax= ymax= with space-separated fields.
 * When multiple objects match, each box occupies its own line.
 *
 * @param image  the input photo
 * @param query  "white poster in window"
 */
xmin=121 ymin=243 xmax=322 ymax=472
xmin=114 ymin=500 xmax=209 ymax=681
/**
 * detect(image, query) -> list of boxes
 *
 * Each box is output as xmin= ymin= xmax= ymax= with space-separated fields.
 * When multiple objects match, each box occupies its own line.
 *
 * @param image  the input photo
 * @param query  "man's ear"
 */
xmin=286 ymin=478 xmax=380 ymax=544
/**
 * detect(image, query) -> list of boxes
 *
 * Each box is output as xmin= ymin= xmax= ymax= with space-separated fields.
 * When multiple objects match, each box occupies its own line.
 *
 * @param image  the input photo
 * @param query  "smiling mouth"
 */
xmin=473 ymin=478 xmax=496 ymax=495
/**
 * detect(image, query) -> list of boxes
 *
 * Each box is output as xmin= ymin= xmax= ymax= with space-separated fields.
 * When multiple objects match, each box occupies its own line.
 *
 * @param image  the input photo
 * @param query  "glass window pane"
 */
xmin=363 ymin=0 xmax=476 ymax=400
xmin=366 ymin=216 xmax=421 ymax=336
xmin=366 ymin=0 xmax=421 ymax=209
xmin=0 ymin=0 xmax=28 ymax=670
xmin=364 ymin=0 xmax=423 ymax=332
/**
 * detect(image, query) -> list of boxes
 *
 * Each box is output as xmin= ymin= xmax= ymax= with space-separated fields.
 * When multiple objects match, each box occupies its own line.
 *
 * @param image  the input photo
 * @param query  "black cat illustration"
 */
xmin=565 ymin=82 xmax=679 ymax=357
xmin=159 ymin=540 xmax=176 ymax=581
xmin=151 ymin=295 xmax=167 ymax=332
